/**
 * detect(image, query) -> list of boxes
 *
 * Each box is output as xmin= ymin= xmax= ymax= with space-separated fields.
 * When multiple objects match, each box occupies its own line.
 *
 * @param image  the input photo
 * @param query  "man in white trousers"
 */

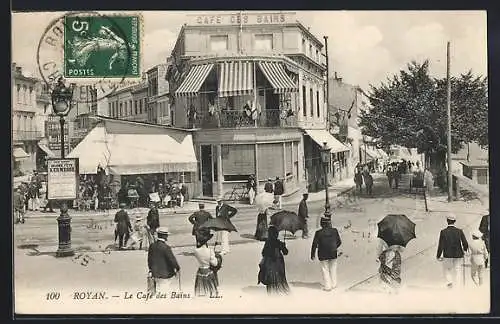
xmin=215 ymin=196 xmax=238 ymax=255
xmin=436 ymin=214 xmax=469 ymax=288
xmin=311 ymin=216 xmax=342 ymax=291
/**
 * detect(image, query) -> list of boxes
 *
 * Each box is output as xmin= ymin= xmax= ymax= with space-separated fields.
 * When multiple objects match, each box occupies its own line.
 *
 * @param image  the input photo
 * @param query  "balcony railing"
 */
xmin=13 ymin=130 xmax=43 ymax=141
xmin=195 ymin=109 xmax=298 ymax=129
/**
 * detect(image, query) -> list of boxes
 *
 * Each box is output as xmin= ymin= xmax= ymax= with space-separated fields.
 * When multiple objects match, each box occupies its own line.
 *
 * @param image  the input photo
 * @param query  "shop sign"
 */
xmin=189 ymin=12 xmax=295 ymax=26
xmin=47 ymin=158 xmax=79 ymax=200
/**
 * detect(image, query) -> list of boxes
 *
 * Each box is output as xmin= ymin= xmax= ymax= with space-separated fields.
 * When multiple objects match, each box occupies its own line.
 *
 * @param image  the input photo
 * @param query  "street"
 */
xmin=14 ymin=175 xmax=490 ymax=314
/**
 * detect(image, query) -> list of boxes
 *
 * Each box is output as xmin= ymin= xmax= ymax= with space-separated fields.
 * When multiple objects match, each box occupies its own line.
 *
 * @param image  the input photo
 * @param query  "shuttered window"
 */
xmin=221 ymin=144 xmax=255 ymax=176
xmin=286 ymin=142 xmax=293 ymax=176
xmin=257 ymin=143 xmax=284 ymax=180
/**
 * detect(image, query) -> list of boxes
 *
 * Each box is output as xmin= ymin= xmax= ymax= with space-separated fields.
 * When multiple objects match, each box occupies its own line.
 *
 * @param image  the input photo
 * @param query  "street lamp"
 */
xmin=320 ymin=142 xmax=332 ymax=219
xmin=51 ymin=77 xmax=76 ymax=257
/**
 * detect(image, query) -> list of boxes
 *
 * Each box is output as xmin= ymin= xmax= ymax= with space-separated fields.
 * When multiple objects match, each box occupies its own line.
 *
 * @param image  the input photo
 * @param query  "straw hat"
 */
xmin=157 ymin=227 xmax=170 ymax=235
xmin=446 ymin=214 xmax=456 ymax=221
xmin=471 ymin=230 xmax=483 ymax=239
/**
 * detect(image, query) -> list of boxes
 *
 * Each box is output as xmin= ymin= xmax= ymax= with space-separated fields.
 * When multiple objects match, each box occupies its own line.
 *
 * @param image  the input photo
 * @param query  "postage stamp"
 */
xmin=64 ymin=15 xmax=140 ymax=78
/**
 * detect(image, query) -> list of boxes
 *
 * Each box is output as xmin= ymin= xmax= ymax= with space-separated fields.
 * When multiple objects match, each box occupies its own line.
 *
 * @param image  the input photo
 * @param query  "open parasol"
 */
xmin=199 ymin=217 xmax=238 ymax=233
xmin=270 ymin=210 xmax=302 ymax=237
xmin=377 ymin=214 xmax=416 ymax=247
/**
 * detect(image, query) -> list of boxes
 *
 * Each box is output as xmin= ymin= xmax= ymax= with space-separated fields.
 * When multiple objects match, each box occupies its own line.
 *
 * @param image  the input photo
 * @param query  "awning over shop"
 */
xmin=361 ymin=146 xmax=379 ymax=162
xmin=38 ymin=142 xmax=56 ymax=158
xmin=67 ymin=124 xmax=198 ymax=175
xmin=218 ymin=61 xmax=254 ymax=97
xmin=13 ymin=147 xmax=29 ymax=160
xmin=304 ymin=129 xmax=350 ymax=154
xmin=175 ymin=63 xmax=214 ymax=97
xmin=258 ymin=61 xmax=297 ymax=94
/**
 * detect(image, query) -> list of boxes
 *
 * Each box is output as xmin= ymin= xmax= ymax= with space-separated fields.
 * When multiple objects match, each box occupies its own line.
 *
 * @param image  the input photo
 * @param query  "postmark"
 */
xmin=64 ymin=15 xmax=140 ymax=78
xmin=37 ymin=11 xmax=142 ymax=103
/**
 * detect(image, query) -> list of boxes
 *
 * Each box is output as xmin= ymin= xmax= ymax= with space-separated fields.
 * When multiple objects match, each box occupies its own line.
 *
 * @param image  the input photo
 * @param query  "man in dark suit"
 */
xmin=264 ymin=178 xmax=274 ymax=193
xmin=479 ymin=214 xmax=490 ymax=268
xmin=147 ymin=203 xmax=160 ymax=235
xmin=215 ymin=197 xmax=237 ymax=255
xmin=188 ymin=203 xmax=212 ymax=237
xmin=436 ymin=215 xmax=469 ymax=288
xmin=114 ymin=203 xmax=132 ymax=249
xmin=147 ymin=227 xmax=180 ymax=293
xmin=298 ymin=192 xmax=309 ymax=239
xmin=311 ymin=217 xmax=342 ymax=291
xmin=274 ymin=176 xmax=284 ymax=209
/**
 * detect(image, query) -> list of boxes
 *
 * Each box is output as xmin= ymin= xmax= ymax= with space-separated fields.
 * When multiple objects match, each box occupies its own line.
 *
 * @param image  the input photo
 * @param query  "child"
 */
xmin=468 ymin=230 xmax=488 ymax=286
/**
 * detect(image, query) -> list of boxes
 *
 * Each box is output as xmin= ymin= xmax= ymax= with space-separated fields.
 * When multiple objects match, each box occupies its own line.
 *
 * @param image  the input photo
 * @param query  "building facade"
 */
xmin=147 ymin=64 xmax=171 ymax=125
xmin=167 ymin=12 xmax=349 ymax=198
xmin=106 ymin=76 xmax=149 ymax=123
xmin=12 ymin=63 xmax=44 ymax=174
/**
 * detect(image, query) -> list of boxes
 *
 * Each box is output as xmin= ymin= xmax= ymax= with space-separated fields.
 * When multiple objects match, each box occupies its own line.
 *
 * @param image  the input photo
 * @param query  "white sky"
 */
xmin=12 ymin=10 xmax=487 ymax=90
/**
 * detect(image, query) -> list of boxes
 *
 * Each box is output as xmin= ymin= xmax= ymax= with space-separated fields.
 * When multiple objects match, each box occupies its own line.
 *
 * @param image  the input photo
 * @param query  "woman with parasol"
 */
xmin=377 ymin=243 xmax=404 ymax=293
xmin=258 ymin=226 xmax=290 ymax=295
xmin=193 ymin=229 xmax=222 ymax=298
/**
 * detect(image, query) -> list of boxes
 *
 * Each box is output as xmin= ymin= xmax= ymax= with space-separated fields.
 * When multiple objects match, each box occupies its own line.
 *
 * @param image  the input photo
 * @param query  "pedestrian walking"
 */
xmin=468 ymin=230 xmax=488 ymax=286
xmin=247 ymin=174 xmax=257 ymax=205
xmin=114 ymin=203 xmax=132 ymax=249
xmin=14 ymin=187 xmax=25 ymax=224
xmin=297 ymin=192 xmax=309 ymax=239
xmin=258 ymin=226 xmax=290 ymax=295
xmin=215 ymin=197 xmax=237 ymax=255
xmin=188 ymin=203 xmax=212 ymax=238
xmin=310 ymin=217 xmax=342 ymax=291
xmin=386 ymin=166 xmax=394 ymax=189
xmin=147 ymin=203 xmax=160 ymax=239
xmin=436 ymin=215 xmax=469 ymax=288
xmin=147 ymin=227 xmax=180 ymax=294
xmin=194 ymin=229 xmax=222 ymax=298
xmin=273 ymin=176 xmax=284 ymax=209
xmin=92 ymin=184 xmax=99 ymax=211
xmin=354 ymin=169 xmax=364 ymax=194
xmin=378 ymin=244 xmax=404 ymax=294
xmin=128 ymin=215 xmax=152 ymax=250
xmin=363 ymin=172 xmax=374 ymax=196
xmin=478 ymin=214 xmax=490 ymax=268
xmin=264 ymin=178 xmax=274 ymax=193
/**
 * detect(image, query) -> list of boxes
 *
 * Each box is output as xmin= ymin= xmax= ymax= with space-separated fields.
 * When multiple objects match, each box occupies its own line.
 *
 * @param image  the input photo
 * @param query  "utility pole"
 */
xmin=324 ymin=36 xmax=329 ymax=129
xmin=446 ymin=41 xmax=453 ymax=202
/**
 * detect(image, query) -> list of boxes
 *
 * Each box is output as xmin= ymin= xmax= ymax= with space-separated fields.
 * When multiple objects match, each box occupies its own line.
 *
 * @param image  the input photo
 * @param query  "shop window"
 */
xmin=255 ymin=34 xmax=273 ymax=51
xmin=221 ymin=144 xmax=255 ymax=181
xmin=210 ymin=35 xmax=228 ymax=52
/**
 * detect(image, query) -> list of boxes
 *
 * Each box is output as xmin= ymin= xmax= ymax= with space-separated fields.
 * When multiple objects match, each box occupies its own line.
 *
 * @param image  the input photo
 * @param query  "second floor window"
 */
xmin=129 ymin=100 xmax=133 ymax=115
xmin=255 ymin=34 xmax=273 ymax=51
xmin=210 ymin=35 xmax=228 ymax=52
xmin=310 ymin=88 xmax=314 ymax=117
xmin=120 ymin=103 xmax=123 ymax=117
xmin=16 ymin=84 xmax=21 ymax=103
xmin=316 ymin=91 xmax=320 ymax=117
xmin=135 ymin=100 xmax=138 ymax=114
xmin=302 ymin=38 xmax=306 ymax=54
xmin=302 ymin=86 xmax=307 ymax=117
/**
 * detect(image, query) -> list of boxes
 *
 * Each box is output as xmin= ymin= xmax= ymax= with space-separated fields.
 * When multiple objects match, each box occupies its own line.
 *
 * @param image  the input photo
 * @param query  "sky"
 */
xmin=12 ymin=10 xmax=487 ymax=90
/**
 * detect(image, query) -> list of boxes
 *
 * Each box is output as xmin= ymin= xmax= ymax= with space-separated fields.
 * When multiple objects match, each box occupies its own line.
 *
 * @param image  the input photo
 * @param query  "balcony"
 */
xmin=196 ymin=109 xmax=297 ymax=129
xmin=13 ymin=130 xmax=43 ymax=141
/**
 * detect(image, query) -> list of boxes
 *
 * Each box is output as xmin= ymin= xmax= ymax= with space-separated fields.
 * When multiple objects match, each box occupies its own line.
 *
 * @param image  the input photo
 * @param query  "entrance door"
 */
xmin=201 ymin=145 xmax=213 ymax=197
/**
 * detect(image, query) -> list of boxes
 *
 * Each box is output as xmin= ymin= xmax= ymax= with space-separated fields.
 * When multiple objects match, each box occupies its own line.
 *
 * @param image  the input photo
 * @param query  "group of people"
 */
xmin=13 ymin=170 xmax=53 ymax=224
xmin=354 ymin=167 xmax=374 ymax=195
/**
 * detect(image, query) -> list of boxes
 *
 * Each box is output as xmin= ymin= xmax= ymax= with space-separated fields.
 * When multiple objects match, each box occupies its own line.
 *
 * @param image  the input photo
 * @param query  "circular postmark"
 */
xmin=37 ymin=11 xmax=141 ymax=103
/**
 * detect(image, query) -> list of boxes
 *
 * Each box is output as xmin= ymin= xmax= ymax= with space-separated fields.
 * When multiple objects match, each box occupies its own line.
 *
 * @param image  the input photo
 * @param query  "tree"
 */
xmin=359 ymin=60 xmax=488 ymax=179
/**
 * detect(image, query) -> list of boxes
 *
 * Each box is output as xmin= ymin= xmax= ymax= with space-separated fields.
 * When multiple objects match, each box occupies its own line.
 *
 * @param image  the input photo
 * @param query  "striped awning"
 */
xmin=175 ymin=63 xmax=214 ymax=97
xmin=218 ymin=61 xmax=254 ymax=97
xmin=258 ymin=61 xmax=297 ymax=94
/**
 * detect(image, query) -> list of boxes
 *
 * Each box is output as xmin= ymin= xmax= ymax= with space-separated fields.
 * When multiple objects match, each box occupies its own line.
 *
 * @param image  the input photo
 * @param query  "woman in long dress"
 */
xmin=194 ymin=229 xmax=222 ymax=297
xmin=254 ymin=192 xmax=274 ymax=241
xmin=258 ymin=226 xmax=290 ymax=295
xmin=378 ymin=244 xmax=404 ymax=293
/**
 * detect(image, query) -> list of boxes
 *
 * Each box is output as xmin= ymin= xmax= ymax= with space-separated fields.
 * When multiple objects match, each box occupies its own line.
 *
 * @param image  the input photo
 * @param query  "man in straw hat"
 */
xmin=311 ymin=216 xmax=342 ymax=291
xmin=436 ymin=214 xmax=469 ymax=288
xmin=148 ymin=227 xmax=180 ymax=294
xmin=215 ymin=196 xmax=237 ymax=255
xmin=468 ymin=230 xmax=488 ymax=286
xmin=114 ymin=203 xmax=132 ymax=249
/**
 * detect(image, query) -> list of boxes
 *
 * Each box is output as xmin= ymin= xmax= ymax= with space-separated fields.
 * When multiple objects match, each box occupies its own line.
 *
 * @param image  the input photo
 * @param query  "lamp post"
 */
xmin=51 ymin=77 xmax=76 ymax=257
xmin=320 ymin=142 xmax=332 ymax=219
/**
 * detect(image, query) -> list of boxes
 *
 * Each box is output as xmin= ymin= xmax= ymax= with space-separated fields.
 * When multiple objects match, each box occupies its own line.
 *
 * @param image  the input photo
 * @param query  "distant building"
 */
xmin=106 ymin=74 xmax=149 ymax=123
xmin=453 ymin=142 xmax=488 ymax=186
xmin=147 ymin=63 xmax=171 ymax=125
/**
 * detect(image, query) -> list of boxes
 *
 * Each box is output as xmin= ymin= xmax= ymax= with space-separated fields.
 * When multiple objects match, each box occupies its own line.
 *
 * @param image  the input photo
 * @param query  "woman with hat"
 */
xmin=128 ymin=214 xmax=153 ymax=250
xmin=377 ymin=244 xmax=404 ymax=294
xmin=468 ymin=230 xmax=488 ymax=286
xmin=258 ymin=226 xmax=290 ymax=295
xmin=193 ymin=229 xmax=221 ymax=298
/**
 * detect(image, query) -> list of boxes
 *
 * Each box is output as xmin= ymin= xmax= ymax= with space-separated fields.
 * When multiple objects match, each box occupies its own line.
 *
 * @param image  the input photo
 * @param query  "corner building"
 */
xmin=168 ymin=12 xmax=349 ymax=198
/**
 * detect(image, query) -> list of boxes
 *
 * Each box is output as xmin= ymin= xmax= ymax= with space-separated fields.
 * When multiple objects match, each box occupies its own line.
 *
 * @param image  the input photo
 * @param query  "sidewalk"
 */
xmin=23 ymin=176 xmax=358 ymax=220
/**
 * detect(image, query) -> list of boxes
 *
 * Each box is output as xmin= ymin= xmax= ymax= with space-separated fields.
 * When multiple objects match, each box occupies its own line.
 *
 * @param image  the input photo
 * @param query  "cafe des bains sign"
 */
xmin=188 ymin=12 xmax=296 ymax=26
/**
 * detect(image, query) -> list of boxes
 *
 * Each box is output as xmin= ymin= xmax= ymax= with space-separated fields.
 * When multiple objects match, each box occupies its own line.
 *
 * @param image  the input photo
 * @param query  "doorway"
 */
xmin=201 ymin=145 xmax=213 ymax=197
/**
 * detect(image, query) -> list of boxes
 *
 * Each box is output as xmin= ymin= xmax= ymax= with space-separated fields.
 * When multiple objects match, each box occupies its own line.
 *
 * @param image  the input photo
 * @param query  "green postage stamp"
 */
xmin=64 ymin=15 xmax=140 ymax=78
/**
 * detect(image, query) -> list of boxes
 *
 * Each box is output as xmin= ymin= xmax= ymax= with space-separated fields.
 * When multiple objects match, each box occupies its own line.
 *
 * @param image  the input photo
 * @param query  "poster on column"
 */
xmin=47 ymin=158 xmax=79 ymax=200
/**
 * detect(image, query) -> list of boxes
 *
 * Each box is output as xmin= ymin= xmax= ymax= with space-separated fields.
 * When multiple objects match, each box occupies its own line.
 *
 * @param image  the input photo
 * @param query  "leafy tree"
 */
xmin=359 ymin=60 xmax=488 ymax=177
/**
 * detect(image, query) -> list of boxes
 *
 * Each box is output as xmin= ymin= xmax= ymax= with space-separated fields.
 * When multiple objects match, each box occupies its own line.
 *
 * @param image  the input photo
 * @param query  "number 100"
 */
xmin=46 ymin=292 xmax=60 ymax=300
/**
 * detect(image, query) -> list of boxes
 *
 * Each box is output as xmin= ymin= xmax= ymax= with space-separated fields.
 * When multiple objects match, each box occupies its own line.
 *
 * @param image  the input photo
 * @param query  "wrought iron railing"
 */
xmin=196 ymin=109 xmax=297 ymax=129
xmin=12 ymin=130 xmax=43 ymax=141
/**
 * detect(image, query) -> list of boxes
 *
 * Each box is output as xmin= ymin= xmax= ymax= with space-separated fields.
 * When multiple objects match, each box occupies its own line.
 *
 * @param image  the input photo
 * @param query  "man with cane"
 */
xmin=147 ymin=227 xmax=180 ymax=294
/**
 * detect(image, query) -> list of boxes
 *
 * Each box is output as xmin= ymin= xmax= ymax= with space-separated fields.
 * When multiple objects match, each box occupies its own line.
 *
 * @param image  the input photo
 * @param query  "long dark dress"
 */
xmin=254 ymin=213 xmax=268 ymax=241
xmin=258 ymin=238 xmax=290 ymax=295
